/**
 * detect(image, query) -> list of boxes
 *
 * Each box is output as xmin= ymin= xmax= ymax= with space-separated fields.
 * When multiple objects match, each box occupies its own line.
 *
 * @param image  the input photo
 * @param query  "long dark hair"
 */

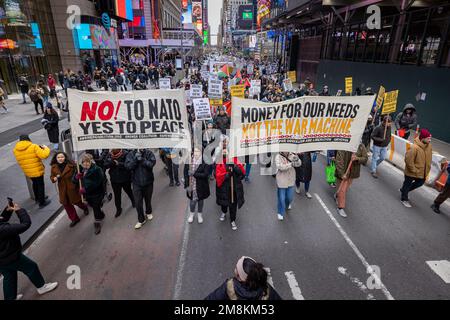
xmin=51 ymin=151 xmax=69 ymax=166
xmin=243 ymin=259 xmax=268 ymax=291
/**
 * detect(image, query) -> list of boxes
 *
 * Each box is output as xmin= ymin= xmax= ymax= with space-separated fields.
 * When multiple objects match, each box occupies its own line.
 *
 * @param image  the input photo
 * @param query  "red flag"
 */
xmin=224 ymin=100 xmax=232 ymax=116
xmin=220 ymin=64 xmax=229 ymax=76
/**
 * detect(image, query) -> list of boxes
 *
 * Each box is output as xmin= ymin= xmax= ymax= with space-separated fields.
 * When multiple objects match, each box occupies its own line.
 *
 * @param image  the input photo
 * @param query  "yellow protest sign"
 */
xmin=287 ymin=71 xmax=296 ymax=83
xmin=209 ymin=98 xmax=223 ymax=106
xmin=382 ymin=90 xmax=399 ymax=114
xmin=345 ymin=77 xmax=353 ymax=94
xmin=230 ymin=85 xmax=246 ymax=98
xmin=375 ymin=85 xmax=386 ymax=110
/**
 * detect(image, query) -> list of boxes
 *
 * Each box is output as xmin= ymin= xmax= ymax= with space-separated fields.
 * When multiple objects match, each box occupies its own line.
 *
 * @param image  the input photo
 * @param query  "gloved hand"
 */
xmin=79 ymin=188 xmax=86 ymax=195
xmin=75 ymin=173 xmax=83 ymax=180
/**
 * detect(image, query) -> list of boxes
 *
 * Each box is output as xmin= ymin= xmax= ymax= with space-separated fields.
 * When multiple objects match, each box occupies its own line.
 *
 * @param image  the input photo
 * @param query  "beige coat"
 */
xmin=404 ymin=137 xmax=432 ymax=179
xmin=275 ymin=153 xmax=301 ymax=188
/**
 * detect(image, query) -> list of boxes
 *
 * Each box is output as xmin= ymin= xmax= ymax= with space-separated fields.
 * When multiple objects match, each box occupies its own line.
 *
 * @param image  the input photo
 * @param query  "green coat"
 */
xmin=335 ymin=144 xmax=368 ymax=180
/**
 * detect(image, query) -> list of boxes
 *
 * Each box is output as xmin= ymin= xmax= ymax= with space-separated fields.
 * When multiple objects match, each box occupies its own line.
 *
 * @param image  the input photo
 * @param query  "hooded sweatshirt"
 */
xmin=395 ymin=105 xmax=417 ymax=130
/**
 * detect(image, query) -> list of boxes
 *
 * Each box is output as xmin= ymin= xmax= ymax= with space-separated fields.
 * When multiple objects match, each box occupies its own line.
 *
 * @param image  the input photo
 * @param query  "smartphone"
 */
xmin=7 ymin=197 xmax=13 ymax=207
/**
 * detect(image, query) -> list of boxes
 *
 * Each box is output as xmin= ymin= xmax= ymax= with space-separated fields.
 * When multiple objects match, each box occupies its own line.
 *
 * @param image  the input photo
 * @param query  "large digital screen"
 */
xmin=30 ymin=22 xmax=43 ymax=49
xmin=192 ymin=0 xmax=202 ymax=23
xmin=115 ymin=0 xmax=133 ymax=21
xmin=182 ymin=0 xmax=192 ymax=24
xmin=76 ymin=23 xmax=93 ymax=49
xmin=90 ymin=25 xmax=117 ymax=50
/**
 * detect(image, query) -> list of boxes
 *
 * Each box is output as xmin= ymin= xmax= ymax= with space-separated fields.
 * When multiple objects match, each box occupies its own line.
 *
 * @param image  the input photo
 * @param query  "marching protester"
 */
xmin=162 ymin=148 xmax=180 ymax=187
xmin=362 ymin=115 xmax=374 ymax=150
xmin=214 ymin=106 xmax=231 ymax=135
xmin=29 ymin=85 xmax=44 ymax=114
xmin=205 ymin=256 xmax=282 ymax=300
xmin=125 ymin=149 xmax=156 ymax=230
xmin=50 ymin=152 xmax=89 ymax=227
xmin=400 ymin=129 xmax=433 ymax=208
xmin=104 ymin=149 xmax=135 ymax=218
xmin=42 ymin=103 xmax=60 ymax=150
xmin=13 ymin=135 xmax=51 ymax=208
xmin=275 ymin=152 xmax=301 ymax=221
xmin=395 ymin=103 xmax=418 ymax=140
xmin=295 ymin=152 xmax=313 ymax=199
xmin=431 ymin=162 xmax=450 ymax=214
xmin=18 ymin=76 xmax=29 ymax=104
xmin=334 ymin=143 xmax=368 ymax=218
xmin=370 ymin=115 xmax=392 ymax=178
xmin=215 ymin=138 xmax=246 ymax=231
xmin=184 ymin=147 xmax=211 ymax=224
xmin=0 ymin=202 xmax=58 ymax=300
xmin=73 ymin=154 xmax=106 ymax=235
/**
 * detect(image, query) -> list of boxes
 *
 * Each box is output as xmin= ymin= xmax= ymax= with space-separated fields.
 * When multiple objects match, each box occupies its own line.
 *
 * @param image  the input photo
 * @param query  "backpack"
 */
xmin=29 ymin=89 xmax=39 ymax=102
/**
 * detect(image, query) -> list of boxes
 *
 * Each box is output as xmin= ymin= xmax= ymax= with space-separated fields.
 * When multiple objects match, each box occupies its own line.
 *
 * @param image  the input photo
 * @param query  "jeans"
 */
xmin=401 ymin=176 xmax=425 ymax=201
xmin=245 ymin=164 xmax=252 ymax=179
xmin=31 ymin=176 xmax=46 ymax=205
xmin=371 ymin=145 xmax=387 ymax=173
xmin=111 ymin=182 xmax=135 ymax=210
xmin=296 ymin=180 xmax=310 ymax=192
xmin=0 ymin=253 xmax=45 ymax=300
xmin=21 ymin=92 xmax=27 ymax=103
xmin=133 ymin=184 xmax=153 ymax=223
xmin=277 ymin=186 xmax=294 ymax=215
xmin=190 ymin=199 xmax=204 ymax=213
xmin=221 ymin=201 xmax=238 ymax=222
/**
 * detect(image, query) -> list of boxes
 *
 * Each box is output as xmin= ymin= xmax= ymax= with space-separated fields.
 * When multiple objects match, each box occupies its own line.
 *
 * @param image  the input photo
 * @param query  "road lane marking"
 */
xmin=426 ymin=260 xmax=450 ymax=284
xmin=173 ymin=205 xmax=191 ymax=300
xmin=338 ymin=267 xmax=375 ymax=300
xmin=284 ymin=271 xmax=305 ymax=300
xmin=264 ymin=267 xmax=274 ymax=288
xmin=314 ymin=193 xmax=395 ymax=300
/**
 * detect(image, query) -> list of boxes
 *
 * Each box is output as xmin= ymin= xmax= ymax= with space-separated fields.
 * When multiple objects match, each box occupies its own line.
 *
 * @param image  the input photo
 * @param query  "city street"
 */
xmin=2 ymin=148 xmax=449 ymax=300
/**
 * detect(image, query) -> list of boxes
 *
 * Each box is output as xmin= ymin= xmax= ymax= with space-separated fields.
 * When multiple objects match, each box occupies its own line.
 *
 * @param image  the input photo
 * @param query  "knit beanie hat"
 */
xmin=419 ymin=129 xmax=431 ymax=140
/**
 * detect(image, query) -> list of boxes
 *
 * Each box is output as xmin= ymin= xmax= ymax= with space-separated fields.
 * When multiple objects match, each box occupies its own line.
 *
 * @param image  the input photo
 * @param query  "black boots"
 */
xmin=94 ymin=222 xmax=102 ymax=235
xmin=431 ymin=203 xmax=441 ymax=214
xmin=115 ymin=208 xmax=122 ymax=218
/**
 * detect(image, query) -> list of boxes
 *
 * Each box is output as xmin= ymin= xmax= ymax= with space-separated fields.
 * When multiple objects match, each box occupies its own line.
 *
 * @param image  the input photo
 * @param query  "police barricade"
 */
xmin=386 ymin=134 xmax=446 ymax=186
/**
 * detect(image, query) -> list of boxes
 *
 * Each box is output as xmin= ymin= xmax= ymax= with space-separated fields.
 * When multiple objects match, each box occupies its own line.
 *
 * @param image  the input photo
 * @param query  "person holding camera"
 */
xmin=0 ymin=202 xmax=58 ymax=300
xmin=50 ymin=152 xmax=89 ymax=228
xmin=275 ymin=152 xmax=302 ymax=221
xmin=125 ymin=149 xmax=156 ymax=230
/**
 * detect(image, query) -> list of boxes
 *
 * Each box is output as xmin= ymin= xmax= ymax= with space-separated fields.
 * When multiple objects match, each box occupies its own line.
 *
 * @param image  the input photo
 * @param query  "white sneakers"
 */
xmin=231 ymin=221 xmax=238 ymax=231
xmin=16 ymin=294 xmax=23 ymax=300
xmin=197 ymin=213 xmax=203 ymax=224
xmin=219 ymin=213 xmax=226 ymax=221
xmin=287 ymin=204 xmax=292 ymax=210
xmin=295 ymin=186 xmax=301 ymax=194
xmin=147 ymin=214 xmax=153 ymax=221
xmin=188 ymin=212 xmax=195 ymax=224
xmin=134 ymin=220 xmax=146 ymax=229
xmin=37 ymin=282 xmax=58 ymax=295
xmin=277 ymin=214 xmax=284 ymax=221
xmin=337 ymin=208 xmax=347 ymax=218
xmin=401 ymin=200 xmax=412 ymax=208
xmin=305 ymin=192 xmax=312 ymax=199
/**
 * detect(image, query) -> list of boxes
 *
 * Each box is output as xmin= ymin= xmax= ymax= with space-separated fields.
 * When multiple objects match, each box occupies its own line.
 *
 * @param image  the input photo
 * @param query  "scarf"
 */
xmin=111 ymin=149 xmax=123 ymax=160
xmin=216 ymin=157 xmax=245 ymax=188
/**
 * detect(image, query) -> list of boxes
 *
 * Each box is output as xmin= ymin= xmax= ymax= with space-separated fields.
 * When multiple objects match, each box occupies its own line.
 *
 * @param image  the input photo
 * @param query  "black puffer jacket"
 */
xmin=104 ymin=150 xmax=132 ymax=184
xmin=125 ymin=150 xmax=156 ymax=187
xmin=0 ymin=208 xmax=31 ymax=266
xmin=295 ymin=152 xmax=312 ymax=183
xmin=214 ymin=114 xmax=231 ymax=135
xmin=74 ymin=164 xmax=105 ymax=202
xmin=205 ymin=278 xmax=282 ymax=300
xmin=183 ymin=162 xmax=211 ymax=201
xmin=215 ymin=164 xmax=245 ymax=208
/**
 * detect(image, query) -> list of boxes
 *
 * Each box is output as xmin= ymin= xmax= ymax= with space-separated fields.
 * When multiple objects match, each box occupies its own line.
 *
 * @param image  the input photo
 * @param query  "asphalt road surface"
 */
xmin=2 ymin=154 xmax=450 ymax=300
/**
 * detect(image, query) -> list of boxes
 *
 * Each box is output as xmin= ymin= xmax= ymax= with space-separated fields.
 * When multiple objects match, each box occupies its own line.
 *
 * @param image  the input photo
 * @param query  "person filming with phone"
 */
xmin=0 ymin=200 xmax=58 ymax=300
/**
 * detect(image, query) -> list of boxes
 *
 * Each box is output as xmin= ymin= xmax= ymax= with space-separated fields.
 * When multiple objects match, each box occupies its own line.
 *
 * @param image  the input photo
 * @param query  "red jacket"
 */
xmin=48 ymin=77 xmax=56 ymax=89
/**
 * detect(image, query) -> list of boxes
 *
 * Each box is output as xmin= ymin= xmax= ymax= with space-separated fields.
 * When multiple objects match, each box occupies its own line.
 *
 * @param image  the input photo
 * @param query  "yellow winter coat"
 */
xmin=13 ymin=141 xmax=50 ymax=178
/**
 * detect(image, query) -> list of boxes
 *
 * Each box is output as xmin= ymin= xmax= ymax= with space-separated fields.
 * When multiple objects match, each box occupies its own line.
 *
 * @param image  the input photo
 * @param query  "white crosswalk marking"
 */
xmin=426 ymin=260 xmax=450 ymax=284
xmin=284 ymin=271 xmax=305 ymax=300
xmin=264 ymin=267 xmax=274 ymax=287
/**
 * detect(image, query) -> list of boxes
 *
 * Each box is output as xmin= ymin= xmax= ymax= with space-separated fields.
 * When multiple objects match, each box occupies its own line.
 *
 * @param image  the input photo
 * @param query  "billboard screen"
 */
xmin=30 ymin=22 xmax=43 ymax=49
xmin=182 ymin=0 xmax=192 ymax=24
xmin=115 ymin=0 xmax=133 ymax=21
xmin=76 ymin=24 xmax=93 ymax=49
xmin=238 ymin=5 xmax=254 ymax=30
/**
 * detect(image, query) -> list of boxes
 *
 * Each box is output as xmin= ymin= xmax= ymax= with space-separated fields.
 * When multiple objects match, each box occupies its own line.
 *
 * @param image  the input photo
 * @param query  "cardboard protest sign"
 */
xmin=209 ymin=98 xmax=223 ymax=106
xmin=283 ymin=79 xmax=293 ymax=91
xmin=287 ymin=71 xmax=296 ymax=83
xmin=345 ymin=77 xmax=353 ymax=94
xmin=208 ymin=79 xmax=223 ymax=98
xmin=382 ymin=90 xmax=399 ymax=115
xmin=229 ymin=95 xmax=376 ymax=157
xmin=375 ymin=85 xmax=386 ymax=111
xmin=68 ymin=89 xmax=191 ymax=151
xmin=159 ymin=78 xmax=171 ymax=89
xmin=250 ymin=80 xmax=261 ymax=94
xmin=247 ymin=64 xmax=254 ymax=75
xmin=190 ymin=84 xmax=203 ymax=98
xmin=230 ymin=84 xmax=246 ymax=98
xmin=193 ymin=98 xmax=212 ymax=120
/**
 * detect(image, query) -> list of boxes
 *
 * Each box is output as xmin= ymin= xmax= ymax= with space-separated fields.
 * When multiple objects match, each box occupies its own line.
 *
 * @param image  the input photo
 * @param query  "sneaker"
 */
xmin=295 ymin=186 xmax=301 ymax=194
xmin=146 ymin=214 xmax=153 ymax=221
xmin=169 ymin=181 xmax=174 ymax=187
xmin=277 ymin=214 xmax=284 ymax=221
xmin=219 ymin=213 xmax=226 ymax=221
xmin=69 ymin=219 xmax=80 ymax=228
xmin=134 ymin=220 xmax=147 ymax=229
xmin=16 ymin=294 xmax=23 ymax=300
xmin=337 ymin=208 xmax=347 ymax=218
xmin=287 ymin=204 xmax=292 ymax=210
xmin=94 ymin=222 xmax=101 ymax=235
xmin=305 ymin=192 xmax=312 ymax=199
xmin=114 ymin=208 xmax=122 ymax=218
xmin=331 ymin=183 xmax=336 ymax=188
xmin=187 ymin=212 xmax=195 ymax=223
xmin=401 ymin=200 xmax=412 ymax=208
xmin=371 ymin=172 xmax=378 ymax=179
xmin=38 ymin=199 xmax=51 ymax=209
xmin=231 ymin=221 xmax=238 ymax=231
xmin=176 ymin=181 xmax=181 ymax=187
xmin=431 ymin=204 xmax=441 ymax=214
xmin=197 ymin=213 xmax=203 ymax=224
xmin=37 ymin=282 xmax=58 ymax=295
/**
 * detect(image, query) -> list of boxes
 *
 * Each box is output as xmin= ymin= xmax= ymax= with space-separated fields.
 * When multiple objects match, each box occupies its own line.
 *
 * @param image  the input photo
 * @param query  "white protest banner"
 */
xmin=68 ymin=89 xmax=191 ymax=151
xmin=159 ymin=78 xmax=171 ymax=89
xmin=208 ymin=79 xmax=223 ymax=98
xmin=250 ymin=80 xmax=261 ymax=94
xmin=190 ymin=84 xmax=203 ymax=98
xmin=229 ymin=95 xmax=376 ymax=157
xmin=193 ymin=98 xmax=212 ymax=120
xmin=283 ymin=79 xmax=293 ymax=91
